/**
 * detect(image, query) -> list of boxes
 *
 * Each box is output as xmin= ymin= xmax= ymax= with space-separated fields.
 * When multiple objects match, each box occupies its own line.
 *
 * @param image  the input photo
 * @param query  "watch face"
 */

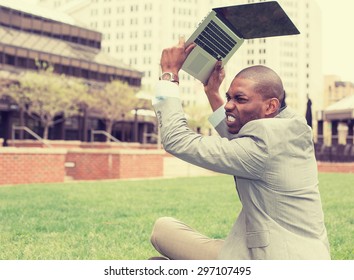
xmin=162 ymin=73 xmax=172 ymax=80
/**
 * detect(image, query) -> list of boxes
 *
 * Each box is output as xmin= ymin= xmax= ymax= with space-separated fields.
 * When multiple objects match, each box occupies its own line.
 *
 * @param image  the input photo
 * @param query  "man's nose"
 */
xmin=224 ymin=100 xmax=235 ymax=111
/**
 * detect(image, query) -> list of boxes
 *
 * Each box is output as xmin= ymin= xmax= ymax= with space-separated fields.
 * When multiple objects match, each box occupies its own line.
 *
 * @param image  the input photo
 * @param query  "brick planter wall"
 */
xmin=1 ymin=143 xmax=353 ymax=186
xmin=65 ymin=151 xmax=120 ymax=180
xmin=0 ymin=148 xmax=66 ymax=185
xmin=317 ymin=162 xmax=354 ymax=173
xmin=0 ymin=147 xmax=164 ymax=185
xmin=65 ymin=149 xmax=164 ymax=181
xmin=119 ymin=152 xmax=164 ymax=179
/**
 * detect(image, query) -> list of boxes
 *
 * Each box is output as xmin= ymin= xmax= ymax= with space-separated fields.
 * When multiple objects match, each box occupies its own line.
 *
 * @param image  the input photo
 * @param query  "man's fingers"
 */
xmin=185 ymin=43 xmax=196 ymax=56
xmin=215 ymin=60 xmax=223 ymax=71
xmin=178 ymin=36 xmax=185 ymax=47
xmin=178 ymin=36 xmax=196 ymax=57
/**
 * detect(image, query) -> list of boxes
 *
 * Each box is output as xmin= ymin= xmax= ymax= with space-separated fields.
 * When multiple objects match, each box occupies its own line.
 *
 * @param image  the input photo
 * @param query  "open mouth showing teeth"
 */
xmin=227 ymin=115 xmax=236 ymax=122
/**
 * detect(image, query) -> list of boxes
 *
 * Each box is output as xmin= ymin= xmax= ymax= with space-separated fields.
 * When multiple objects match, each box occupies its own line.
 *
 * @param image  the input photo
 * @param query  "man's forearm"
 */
xmin=203 ymin=61 xmax=225 ymax=112
xmin=206 ymin=91 xmax=225 ymax=112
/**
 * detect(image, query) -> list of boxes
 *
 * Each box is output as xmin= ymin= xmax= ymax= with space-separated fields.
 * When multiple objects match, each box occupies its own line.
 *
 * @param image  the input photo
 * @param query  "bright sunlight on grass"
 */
xmin=0 ymin=173 xmax=353 ymax=260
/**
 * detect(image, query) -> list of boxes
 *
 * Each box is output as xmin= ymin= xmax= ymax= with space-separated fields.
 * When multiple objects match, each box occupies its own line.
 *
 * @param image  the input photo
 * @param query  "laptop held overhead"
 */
xmin=181 ymin=1 xmax=300 ymax=84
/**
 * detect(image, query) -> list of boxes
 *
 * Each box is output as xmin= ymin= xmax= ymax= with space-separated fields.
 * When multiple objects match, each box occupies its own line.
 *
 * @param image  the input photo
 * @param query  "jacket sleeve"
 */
xmin=153 ymin=97 xmax=269 ymax=179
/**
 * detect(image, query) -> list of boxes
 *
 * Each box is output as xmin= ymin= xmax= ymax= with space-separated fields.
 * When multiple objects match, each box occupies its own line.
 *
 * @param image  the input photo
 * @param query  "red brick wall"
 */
xmin=65 ymin=150 xmax=164 ymax=180
xmin=65 ymin=152 xmax=121 ymax=180
xmin=119 ymin=153 xmax=164 ymax=179
xmin=1 ymin=146 xmax=352 ymax=186
xmin=0 ymin=148 xmax=66 ymax=185
xmin=317 ymin=162 xmax=354 ymax=173
xmin=0 ymin=147 xmax=164 ymax=185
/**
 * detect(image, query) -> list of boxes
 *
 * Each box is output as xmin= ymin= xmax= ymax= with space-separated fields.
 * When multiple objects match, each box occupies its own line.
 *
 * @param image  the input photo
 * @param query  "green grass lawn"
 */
xmin=0 ymin=173 xmax=353 ymax=260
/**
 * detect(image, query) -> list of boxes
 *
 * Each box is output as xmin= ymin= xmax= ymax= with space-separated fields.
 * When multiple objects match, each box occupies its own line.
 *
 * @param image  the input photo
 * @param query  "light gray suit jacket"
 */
xmin=153 ymin=95 xmax=330 ymax=260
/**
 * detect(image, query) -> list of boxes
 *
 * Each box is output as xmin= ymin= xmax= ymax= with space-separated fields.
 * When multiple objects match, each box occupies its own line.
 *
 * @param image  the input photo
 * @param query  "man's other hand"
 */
xmin=204 ymin=61 xmax=225 ymax=95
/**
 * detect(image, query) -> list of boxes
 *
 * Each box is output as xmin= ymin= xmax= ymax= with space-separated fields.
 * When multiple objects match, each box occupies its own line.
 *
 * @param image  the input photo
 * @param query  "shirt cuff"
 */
xmin=208 ymin=105 xmax=225 ymax=128
xmin=153 ymin=80 xmax=180 ymax=105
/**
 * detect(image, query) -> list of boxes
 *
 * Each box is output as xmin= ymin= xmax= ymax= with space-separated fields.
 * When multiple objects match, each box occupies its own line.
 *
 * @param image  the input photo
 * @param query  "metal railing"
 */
xmin=143 ymin=129 xmax=162 ymax=149
xmin=143 ymin=132 xmax=158 ymax=143
xmin=11 ymin=126 xmax=51 ymax=147
xmin=90 ymin=130 xmax=121 ymax=143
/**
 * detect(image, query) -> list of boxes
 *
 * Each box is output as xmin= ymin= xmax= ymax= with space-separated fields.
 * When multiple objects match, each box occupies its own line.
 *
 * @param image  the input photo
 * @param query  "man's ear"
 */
xmin=265 ymin=98 xmax=280 ymax=116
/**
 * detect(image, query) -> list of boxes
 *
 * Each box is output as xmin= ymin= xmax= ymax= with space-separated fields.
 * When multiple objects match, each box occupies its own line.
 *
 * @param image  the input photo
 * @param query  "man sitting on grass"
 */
xmin=150 ymin=38 xmax=330 ymax=260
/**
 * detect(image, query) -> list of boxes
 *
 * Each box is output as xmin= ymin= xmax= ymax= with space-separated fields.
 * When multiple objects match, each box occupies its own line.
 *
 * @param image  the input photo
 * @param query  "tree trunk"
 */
xmin=121 ymin=114 xmax=125 ymax=142
xmin=82 ymin=107 xmax=88 ymax=142
xmin=19 ymin=108 xmax=25 ymax=140
xmin=106 ymin=120 xmax=113 ymax=142
xmin=43 ymin=125 xmax=49 ymax=140
xmin=133 ymin=109 xmax=138 ymax=142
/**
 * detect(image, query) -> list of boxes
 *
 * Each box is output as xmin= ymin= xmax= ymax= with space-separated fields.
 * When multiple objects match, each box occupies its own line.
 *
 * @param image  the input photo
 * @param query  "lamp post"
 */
xmin=133 ymin=108 xmax=138 ymax=142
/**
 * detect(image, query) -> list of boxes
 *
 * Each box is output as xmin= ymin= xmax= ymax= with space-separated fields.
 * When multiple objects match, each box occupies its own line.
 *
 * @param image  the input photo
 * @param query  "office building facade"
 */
xmin=0 ymin=0 xmax=146 ymax=144
xmin=39 ymin=0 xmax=322 ymax=119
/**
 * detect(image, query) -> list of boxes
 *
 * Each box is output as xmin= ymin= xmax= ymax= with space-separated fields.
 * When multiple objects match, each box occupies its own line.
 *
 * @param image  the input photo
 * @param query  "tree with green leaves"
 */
xmin=87 ymin=80 xmax=144 ymax=141
xmin=9 ymin=66 xmax=88 ymax=139
xmin=184 ymin=104 xmax=213 ymax=135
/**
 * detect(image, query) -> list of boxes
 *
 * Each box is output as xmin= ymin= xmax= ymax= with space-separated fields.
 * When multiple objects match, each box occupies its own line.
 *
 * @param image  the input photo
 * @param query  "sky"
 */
xmin=317 ymin=0 xmax=354 ymax=81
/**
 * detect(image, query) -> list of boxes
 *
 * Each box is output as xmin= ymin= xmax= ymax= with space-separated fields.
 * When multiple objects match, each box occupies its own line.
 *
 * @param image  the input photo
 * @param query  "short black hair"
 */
xmin=235 ymin=65 xmax=284 ymax=103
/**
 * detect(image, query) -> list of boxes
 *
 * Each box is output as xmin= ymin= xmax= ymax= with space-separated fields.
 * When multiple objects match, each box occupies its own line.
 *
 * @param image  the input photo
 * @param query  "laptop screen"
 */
xmin=213 ymin=1 xmax=300 ymax=39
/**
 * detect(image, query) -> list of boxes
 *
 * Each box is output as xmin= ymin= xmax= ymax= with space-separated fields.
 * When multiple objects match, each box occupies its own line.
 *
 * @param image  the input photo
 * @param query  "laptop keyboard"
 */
xmin=195 ymin=20 xmax=237 ymax=60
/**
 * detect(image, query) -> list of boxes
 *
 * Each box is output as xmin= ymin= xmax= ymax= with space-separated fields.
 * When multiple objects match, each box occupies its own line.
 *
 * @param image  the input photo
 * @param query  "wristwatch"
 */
xmin=159 ymin=72 xmax=179 ymax=84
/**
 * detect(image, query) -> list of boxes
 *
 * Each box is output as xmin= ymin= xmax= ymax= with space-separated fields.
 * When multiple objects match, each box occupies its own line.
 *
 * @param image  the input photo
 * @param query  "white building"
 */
xmin=38 ymin=0 xmax=217 ymax=108
xmin=38 ymin=0 xmax=322 ymax=119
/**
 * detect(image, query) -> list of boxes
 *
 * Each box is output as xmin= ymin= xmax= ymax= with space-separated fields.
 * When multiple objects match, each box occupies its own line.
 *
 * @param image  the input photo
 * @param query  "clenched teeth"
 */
xmin=227 ymin=115 xmax=236 ymax=122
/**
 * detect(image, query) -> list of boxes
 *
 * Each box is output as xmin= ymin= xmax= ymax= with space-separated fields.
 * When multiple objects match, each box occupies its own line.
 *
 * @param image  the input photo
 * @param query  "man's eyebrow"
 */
xmin=226 ymin=92 xmax=246 ymax=97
